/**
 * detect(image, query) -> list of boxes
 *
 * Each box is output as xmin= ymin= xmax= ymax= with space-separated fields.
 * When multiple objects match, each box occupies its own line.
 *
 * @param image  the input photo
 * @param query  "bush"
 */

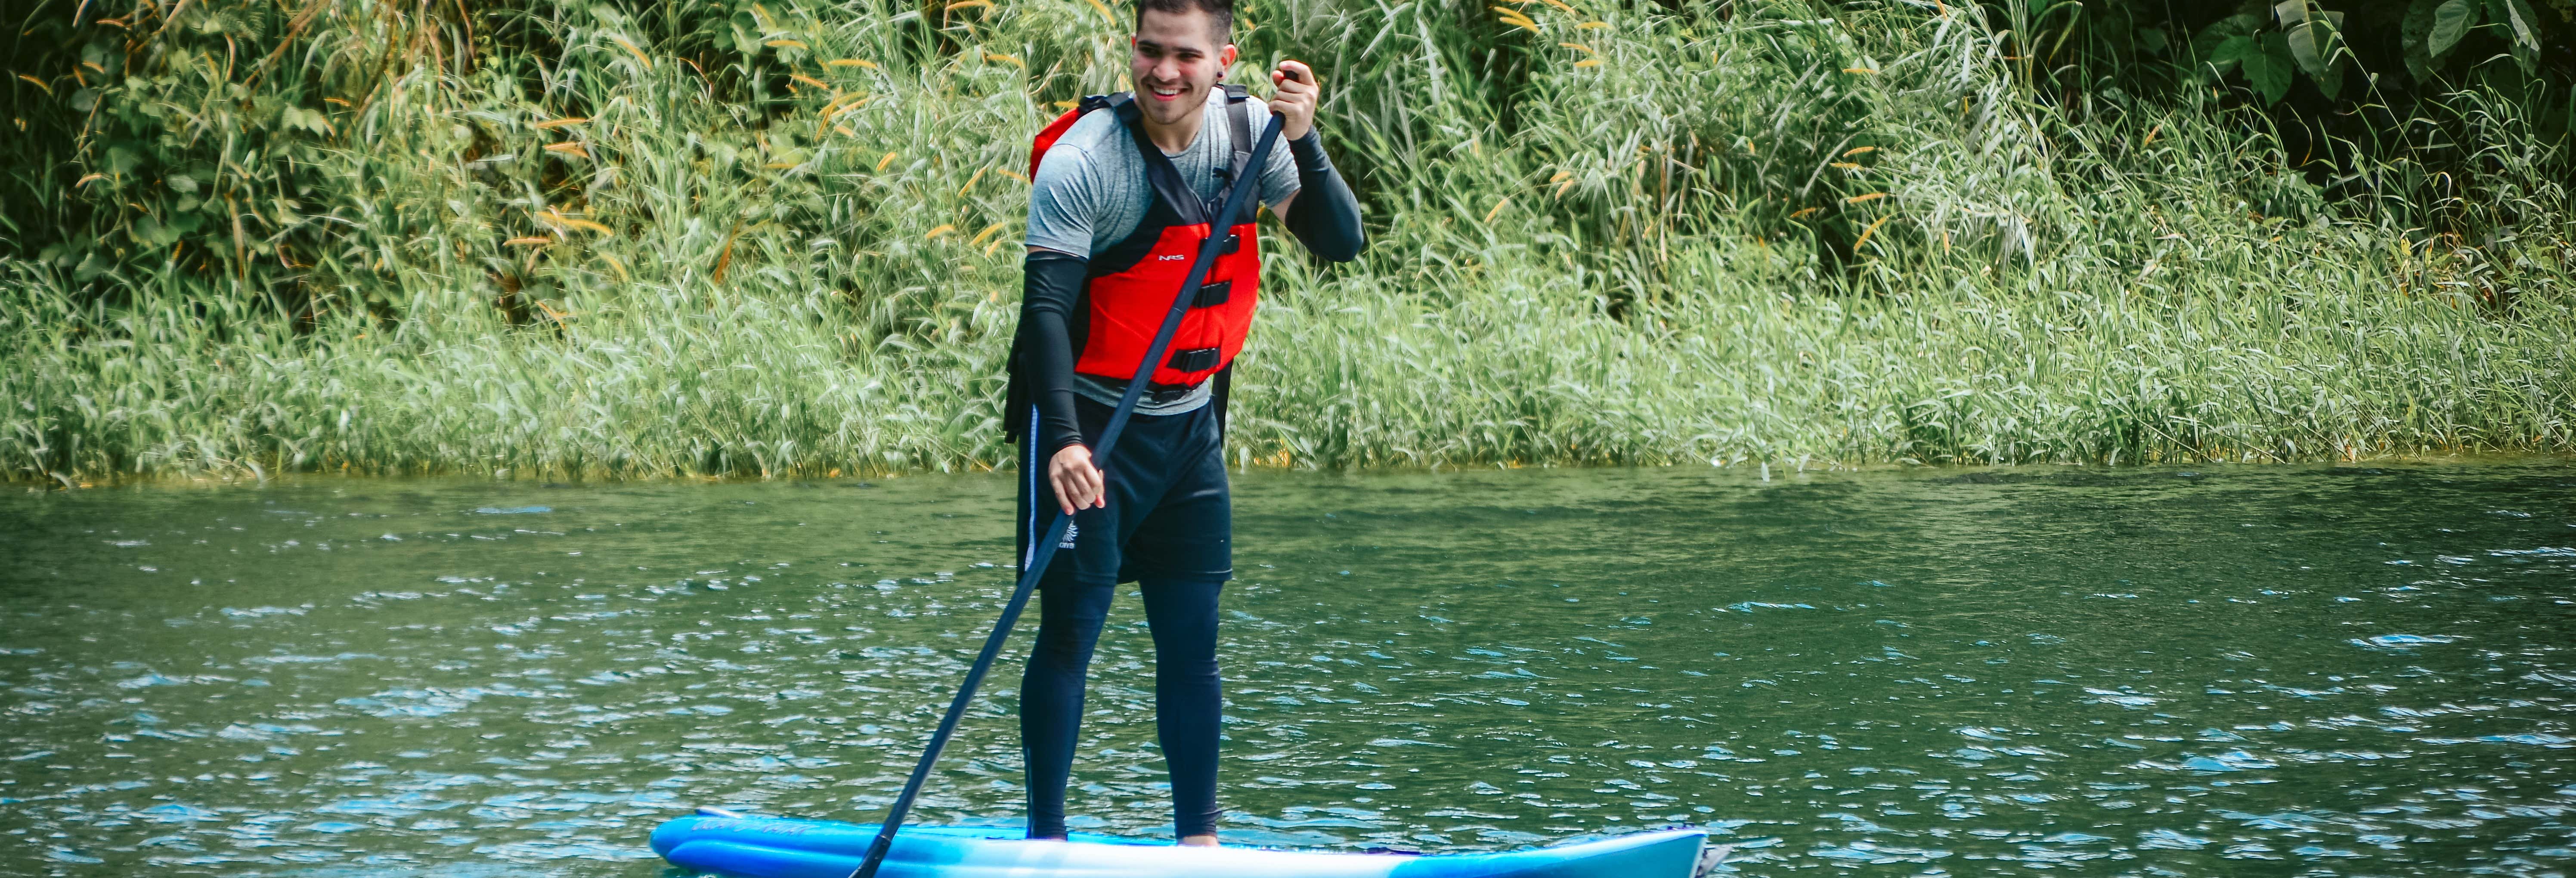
xmin=2 ymin=0 xmax=2570 ymax=480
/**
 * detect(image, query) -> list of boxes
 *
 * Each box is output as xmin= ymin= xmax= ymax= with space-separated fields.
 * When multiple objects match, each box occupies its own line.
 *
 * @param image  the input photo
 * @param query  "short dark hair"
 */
xmin=1134 ymin=0 xmax=1233 ymax=43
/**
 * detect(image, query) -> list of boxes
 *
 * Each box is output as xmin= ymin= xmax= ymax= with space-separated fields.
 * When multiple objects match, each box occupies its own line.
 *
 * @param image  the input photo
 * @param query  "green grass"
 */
xmin=3 ymin=0 xmax=2571 ymax=482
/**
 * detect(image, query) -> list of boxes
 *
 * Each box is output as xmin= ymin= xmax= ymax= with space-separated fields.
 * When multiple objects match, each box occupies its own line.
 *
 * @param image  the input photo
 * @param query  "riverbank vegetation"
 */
xmin=4 ymin=0 xmax=2571 ymax=481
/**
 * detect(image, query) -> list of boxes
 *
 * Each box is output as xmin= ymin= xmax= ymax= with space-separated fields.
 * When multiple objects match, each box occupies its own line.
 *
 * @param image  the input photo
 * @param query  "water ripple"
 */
xmin=2 ymin=462 xmax=2572 ymax=875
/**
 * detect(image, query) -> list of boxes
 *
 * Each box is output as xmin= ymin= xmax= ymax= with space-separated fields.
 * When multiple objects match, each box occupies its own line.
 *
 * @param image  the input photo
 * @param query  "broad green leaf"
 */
xmin=2282 ymin=20 xmax=2330 ymax=79
xmin=73 ymin=250 xmax=111 ymax=282
xmin=2491 ymin=0 xmax=2540 ymax=50
xmin=2136 ymin=27 xmax=2170 ymax=55
xmin=2402 ymin=0 xmax=2441 ymax=80
xmin=2311 ymin=56 xmax=2344 ymax=99
xmin=134 ymin=214 xmax=186 ymax=247
xmin=2244 ymin=33 xmax=2295 ymax=105
xmin=2210 ymin=34 xmax=2255 ymax=75
xmin=2429 ymin=0 xmax=2478 ymax=56
xmin=2192 ymin=13 xmax=2264 ymax=65
xmin=2275 ymin=0 xmax=2346 ymax=81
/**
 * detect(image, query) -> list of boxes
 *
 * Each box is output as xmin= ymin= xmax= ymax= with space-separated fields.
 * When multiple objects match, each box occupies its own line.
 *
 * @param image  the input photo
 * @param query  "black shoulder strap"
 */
xmin=1112 ymin=97 xmax=1210 ymax=226
xmin=1221 ymin=83 xmax=1254 ymax=185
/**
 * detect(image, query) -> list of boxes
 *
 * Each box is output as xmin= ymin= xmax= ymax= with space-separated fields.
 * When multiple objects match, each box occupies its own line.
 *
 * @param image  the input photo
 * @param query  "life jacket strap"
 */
xmin=1113 ymin=101 xmax=1214 ymax=228
xmin=1077 ymin=373 xmax=1206 ymax=404
xmin=1220 ymin=83 xmax=1254 ymax=188
xmin=1165 ymin=347 xmax=1223 ymax=373
xmin=1028 ymin=93 xmax=1131 ymax=180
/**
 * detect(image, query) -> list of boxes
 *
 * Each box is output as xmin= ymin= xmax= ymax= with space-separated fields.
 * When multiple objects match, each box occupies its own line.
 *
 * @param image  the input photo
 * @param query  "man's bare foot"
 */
xmin=1178 ymin=834 xmax=1219 ymax=847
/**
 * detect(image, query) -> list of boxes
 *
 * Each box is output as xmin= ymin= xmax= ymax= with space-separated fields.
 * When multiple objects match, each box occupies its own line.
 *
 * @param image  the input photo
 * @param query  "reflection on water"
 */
xmin=2 ymin=461 xmax=2573 ymax=876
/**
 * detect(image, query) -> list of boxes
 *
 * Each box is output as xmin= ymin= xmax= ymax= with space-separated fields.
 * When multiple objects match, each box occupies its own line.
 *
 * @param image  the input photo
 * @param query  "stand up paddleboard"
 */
xmin=652 ymin=809 xmax=1722 ymax=878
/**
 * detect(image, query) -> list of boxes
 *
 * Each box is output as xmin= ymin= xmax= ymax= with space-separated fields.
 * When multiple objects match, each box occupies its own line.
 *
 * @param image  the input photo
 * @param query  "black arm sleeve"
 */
xmin=1283 ymin=132 xmax=1366 ymax=263
xmin=1017 ymin=250 xmax=1090 ymax=456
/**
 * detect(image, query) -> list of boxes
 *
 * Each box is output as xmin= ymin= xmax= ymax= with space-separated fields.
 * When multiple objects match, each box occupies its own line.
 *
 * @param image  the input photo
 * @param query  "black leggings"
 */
xmin=1019 ymin=576 xmax=1224 ymax=840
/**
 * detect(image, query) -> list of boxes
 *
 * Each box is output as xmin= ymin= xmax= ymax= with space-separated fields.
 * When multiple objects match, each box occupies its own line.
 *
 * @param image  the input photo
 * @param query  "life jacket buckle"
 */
xmin=1191 ymin=279 xmax=1231 ymax=308
xmin=1166 ymin=347 xmax=1223 ymax=373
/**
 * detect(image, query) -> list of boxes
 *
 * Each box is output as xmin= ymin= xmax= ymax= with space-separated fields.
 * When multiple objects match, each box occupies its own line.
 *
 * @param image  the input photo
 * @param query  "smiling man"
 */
xmin=1000 ymin=0 xmax=1364 ymax=848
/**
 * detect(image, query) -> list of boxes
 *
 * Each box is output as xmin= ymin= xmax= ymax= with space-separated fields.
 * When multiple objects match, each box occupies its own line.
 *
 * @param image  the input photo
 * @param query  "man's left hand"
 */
xmin=1269 ymin=59 xmax=1317 ymax=141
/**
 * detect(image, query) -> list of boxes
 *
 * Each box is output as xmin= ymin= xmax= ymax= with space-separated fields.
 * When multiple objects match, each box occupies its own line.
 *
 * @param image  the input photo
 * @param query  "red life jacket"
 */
xmin=1027 ymin=86 xmax=1263 ymax=389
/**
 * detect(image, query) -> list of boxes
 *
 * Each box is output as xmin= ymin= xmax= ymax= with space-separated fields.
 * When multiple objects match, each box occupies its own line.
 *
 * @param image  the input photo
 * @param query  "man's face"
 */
xmin=1130 ymin=8 xmax=1235 ymax=129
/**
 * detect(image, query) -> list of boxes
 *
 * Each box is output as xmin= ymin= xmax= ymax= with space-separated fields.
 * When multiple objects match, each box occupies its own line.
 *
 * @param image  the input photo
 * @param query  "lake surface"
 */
xmin=3 ymin=461 xmax=2573 ymax=876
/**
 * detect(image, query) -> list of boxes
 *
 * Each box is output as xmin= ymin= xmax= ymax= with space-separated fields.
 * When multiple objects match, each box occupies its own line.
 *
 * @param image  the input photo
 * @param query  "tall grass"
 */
xmin=3 ymin=0 xmax=2570 ymax=482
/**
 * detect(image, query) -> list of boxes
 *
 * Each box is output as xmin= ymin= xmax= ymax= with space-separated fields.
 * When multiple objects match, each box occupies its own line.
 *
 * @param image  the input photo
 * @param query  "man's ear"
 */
xmin=1220 ymin=43 xmax=1238 ymax=68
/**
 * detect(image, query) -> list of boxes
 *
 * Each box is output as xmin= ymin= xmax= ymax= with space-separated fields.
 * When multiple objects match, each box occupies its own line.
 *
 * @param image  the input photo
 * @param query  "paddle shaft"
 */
xmin=847 ymin=113 xmax=1285 ymax=878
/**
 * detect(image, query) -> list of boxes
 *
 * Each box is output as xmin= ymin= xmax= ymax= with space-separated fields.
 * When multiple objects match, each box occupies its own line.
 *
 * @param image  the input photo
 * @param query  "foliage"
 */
xmin=2169 ymin=0 xmax=2559 ymax=104
xmin=2 ymin=0 xmax=2571 ymax=482
xmin=1982 ymin=0 xmax=2573 ymax=239
xmin=1989 ymin=0 xmax=2569 ymax=99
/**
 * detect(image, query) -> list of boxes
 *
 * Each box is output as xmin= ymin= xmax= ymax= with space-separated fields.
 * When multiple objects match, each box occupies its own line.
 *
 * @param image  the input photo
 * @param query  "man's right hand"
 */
xmin=1268 ymin=59 xmax=1318 ymax=142
xmin=1049 ymin=445 xmax=1105 ymax=514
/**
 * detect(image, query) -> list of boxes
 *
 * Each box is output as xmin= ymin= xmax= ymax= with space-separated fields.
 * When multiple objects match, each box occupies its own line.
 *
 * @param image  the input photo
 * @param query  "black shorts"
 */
xmin=1015 ymin=396 xmax=1232 ymax=586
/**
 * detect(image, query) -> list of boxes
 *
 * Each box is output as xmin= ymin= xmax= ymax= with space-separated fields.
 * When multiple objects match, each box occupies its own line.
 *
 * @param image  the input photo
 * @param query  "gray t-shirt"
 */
xmin=1027 ymin=93 xmax=1300 ymax=414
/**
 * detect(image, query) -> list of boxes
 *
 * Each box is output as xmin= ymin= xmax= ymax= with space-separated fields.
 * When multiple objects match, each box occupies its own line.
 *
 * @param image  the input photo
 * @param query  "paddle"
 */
xmin=845 ymin=109 xmax=1285 ymax=878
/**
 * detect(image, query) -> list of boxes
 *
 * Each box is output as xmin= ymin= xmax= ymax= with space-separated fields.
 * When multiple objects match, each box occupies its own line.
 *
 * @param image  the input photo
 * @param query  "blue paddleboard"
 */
xmin=650 ymin=810 xmax=1715 ymax=878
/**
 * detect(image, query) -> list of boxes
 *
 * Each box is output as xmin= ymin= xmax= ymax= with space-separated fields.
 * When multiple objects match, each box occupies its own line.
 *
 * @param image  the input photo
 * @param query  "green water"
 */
xmin=3 ymin=462 xmax=2573 ymax=876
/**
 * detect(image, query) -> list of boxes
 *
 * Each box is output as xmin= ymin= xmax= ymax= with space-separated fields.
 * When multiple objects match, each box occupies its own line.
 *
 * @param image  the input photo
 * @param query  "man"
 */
xmin=1002 ymin=0 xmax=1365 ymax=847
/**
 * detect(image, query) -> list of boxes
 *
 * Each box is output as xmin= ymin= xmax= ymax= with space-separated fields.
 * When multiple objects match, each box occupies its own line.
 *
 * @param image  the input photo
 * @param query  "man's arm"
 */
xmin=1023 ymin=140 xmax=1109 ymax=513
xmin=1281 ymin=132 xmax=1363 ymax=262
xmin=1019 ymin=248 xmax=1089 ymax=461
xmin=1021 ymin=248 xmax=1107 ymax=514
xmin=1265 ymin=61 xmax=1365 ymax=263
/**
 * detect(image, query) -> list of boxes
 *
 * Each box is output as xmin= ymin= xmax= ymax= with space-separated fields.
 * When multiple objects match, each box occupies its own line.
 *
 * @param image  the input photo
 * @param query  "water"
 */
xmin=3 ymin=462 xmax=2573 ymax=876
